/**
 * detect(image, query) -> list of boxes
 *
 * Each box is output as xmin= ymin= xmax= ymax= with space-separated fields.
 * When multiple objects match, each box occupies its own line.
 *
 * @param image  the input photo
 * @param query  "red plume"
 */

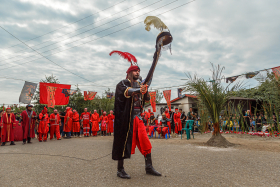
xmin=109 ymin=50 xmax=137 ymax=65
xmin=124 ymin=52 xmax=137 ymax=64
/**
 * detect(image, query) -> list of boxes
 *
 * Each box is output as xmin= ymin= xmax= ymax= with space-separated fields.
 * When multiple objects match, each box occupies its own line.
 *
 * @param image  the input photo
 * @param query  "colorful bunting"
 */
xmin=62 ymin=89 xmax=77 ymax=97
xmin=106 ymin=92 xmax=114 ymax=99
xmin=46 ymin=86 xmax=57 ymax=108
xmin=245 ymin=72 xmax=259 ymax=79
xmin=39 ymin=83 xmax=71 ymax=106
xmin=226 ymin=76 xmax=239 ymax=83
xmin=272 ymin=66 xmax=280 ymax=80
xmin=84 ymin=91 xmax=97 ymax=101
xmin=19 ymin=81 xmax=37 ymax=104
xmin=149 ymin=91 xmax=157 ymax=112
xmin=163 ymin=90 xmax=171 ymax=111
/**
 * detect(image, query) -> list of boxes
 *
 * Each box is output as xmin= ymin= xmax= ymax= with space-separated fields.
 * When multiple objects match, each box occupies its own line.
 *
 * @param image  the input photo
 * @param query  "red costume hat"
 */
xmin=42 ymin=107 xmax=48 ymax=114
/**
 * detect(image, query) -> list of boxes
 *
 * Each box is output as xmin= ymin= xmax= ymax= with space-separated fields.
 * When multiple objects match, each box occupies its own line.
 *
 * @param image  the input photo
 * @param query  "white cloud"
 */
xmin=0 ymin=0 xmax=279 ymax=104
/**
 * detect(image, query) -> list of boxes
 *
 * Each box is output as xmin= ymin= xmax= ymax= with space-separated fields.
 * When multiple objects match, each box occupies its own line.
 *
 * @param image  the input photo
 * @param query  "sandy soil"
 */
xmin=0 ymin=133 xmax=279 ymax=187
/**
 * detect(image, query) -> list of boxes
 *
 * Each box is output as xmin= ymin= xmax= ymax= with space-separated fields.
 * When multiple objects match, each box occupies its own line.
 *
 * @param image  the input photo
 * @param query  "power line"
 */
xmin=0 ymin=0 xmax=162 ymax=65
xmin=0 ymin=0 xmax=148 ymax=63
xmin=0 ymin=25 xmax=104 ymax=87
xmin=0 ymin=0 xmax=127 ymax=51
xmin=0 ymin=0 xmax=195 ymax=71
xmin=0 ymin=76 xmax=115 ymax=88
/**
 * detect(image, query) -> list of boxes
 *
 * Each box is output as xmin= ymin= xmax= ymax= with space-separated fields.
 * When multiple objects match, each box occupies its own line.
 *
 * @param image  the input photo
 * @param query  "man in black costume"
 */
xmin=112 ymin=64 xmax=161 ymax=179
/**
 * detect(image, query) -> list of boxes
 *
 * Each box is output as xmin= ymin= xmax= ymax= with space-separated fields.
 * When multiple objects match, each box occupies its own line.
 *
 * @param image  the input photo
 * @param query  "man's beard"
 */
xmin=133 ymin=75 xmax=139 ymax=80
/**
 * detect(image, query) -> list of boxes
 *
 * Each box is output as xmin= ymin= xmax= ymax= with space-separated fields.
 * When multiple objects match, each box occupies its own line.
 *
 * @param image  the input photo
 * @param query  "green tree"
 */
xmin=185 ymin=64 xmax=241 ymax=147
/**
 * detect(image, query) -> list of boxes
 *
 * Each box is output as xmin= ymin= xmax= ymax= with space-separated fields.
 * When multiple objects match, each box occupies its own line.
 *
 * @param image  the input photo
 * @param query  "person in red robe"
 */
xmin=174 ymin=108 xmax=182 ymax=135
xmin=49 ymin=109 xmax=61 ymax=140
xmin=91 ymin=110 xmax=99 ymax=136
xmin=72 ymin=110 xmax=80 ymax=137
xmin=19 ymin=104 xmax=37 ymax=144
xmin=164 ymin=108 xmax=171 ymax=135
xmin=145 ymin=109 xmax=151 ymax=123
xmin=0 ymin=108 xmax=16 ymax=146
xmin=0 ymin=110 xmax=3 ymax=142
xmin=100 ymin=111 xmax=108 ymax=136
xmin=64 ymin=107 xmax=72 ymax=139
xmin=80 ymin=108 xmax=91 ymax=137
xmin=38 ymin=107 xmax=49 ymax=142
xmin=107 ymin=110 xmax=115 ymax=136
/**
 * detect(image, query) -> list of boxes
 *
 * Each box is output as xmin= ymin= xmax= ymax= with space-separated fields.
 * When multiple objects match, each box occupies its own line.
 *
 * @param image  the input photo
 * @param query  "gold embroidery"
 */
xmin=122 ymin=95 xmax=134 ymax=157
xmin=124 ymin=87 xmax=131 ymax=98
xmin=7 ymin=124 xmax=10 ymax=142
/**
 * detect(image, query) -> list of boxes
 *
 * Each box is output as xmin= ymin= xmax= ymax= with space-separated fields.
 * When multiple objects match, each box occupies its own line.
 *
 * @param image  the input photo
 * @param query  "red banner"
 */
xmin=272 ymin=66 xmax=280 ymax=80
xmin=84 ymin=91 xmax=97 ymax=101
xmin=163 ymin=90 xmax=171 ymax=111
xmin=149 ymin=91 xmax=156 ymax=112
xmin=40 ymin=83 xmax=71 ymax=106
xmin=46 ymin=86 xmax=57 ymax=108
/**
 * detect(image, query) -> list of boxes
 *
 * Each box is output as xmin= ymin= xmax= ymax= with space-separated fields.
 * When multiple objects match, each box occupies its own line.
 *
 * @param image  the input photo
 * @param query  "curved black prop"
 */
xmin=143 ymin=32 xmax=173 ymax=85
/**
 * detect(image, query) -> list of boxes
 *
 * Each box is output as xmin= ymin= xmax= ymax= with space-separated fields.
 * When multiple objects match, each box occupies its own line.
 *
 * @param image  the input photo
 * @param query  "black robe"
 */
xmin=112 ymin=79 xmax=149 ymax=160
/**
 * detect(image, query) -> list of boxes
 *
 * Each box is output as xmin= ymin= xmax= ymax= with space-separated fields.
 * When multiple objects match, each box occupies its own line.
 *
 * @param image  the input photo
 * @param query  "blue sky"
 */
xmin=0 ymin=0 xmax=279 ymax=104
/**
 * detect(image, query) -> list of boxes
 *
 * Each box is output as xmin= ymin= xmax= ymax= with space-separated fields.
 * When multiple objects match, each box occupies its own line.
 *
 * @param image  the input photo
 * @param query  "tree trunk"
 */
xmin=212 ymin=122 xmax=220 ymax=136
xmin=206 ymin=122 xmax=235 ymax=147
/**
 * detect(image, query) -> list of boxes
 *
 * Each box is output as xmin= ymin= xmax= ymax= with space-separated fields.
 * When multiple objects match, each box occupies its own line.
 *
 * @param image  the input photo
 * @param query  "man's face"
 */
xmin=162 ymin=115 xmax=166 ymax=120
xmin=132 ymin=70 xmax=140 ymax=80
xmin=190 ymin=108 xmax=193 ymax=112
xmin=179 ymin=110 xmax=182 ymax=113
xmin=84 ymin=109 xmax=87 ymax=112
xmin=54 ymin=111 xmax=58 ymax=114
xmin=6 ymin=109 xmax=11 ymax=113
xmin=94 ymin=110 xmax=97 ymax=113
xmin=27 ymin=107 xmax=32 ymax=111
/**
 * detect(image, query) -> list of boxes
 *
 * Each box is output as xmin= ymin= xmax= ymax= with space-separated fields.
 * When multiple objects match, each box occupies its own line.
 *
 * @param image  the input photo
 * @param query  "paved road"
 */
xmin=0 ymin=136 xmax=279 ymax=187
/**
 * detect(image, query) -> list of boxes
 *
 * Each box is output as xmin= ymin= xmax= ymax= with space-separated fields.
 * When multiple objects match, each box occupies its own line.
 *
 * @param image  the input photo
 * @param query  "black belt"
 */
xmin=73 ymin=121 xmax=79 ymax=122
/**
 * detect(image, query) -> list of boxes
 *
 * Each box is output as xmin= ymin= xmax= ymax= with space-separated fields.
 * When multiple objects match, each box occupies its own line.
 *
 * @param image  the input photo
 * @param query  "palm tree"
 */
xmin=185 ymin=64 xmax=241 ymax=147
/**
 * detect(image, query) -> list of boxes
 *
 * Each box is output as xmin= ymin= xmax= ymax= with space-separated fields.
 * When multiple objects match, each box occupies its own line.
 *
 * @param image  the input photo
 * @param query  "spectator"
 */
xmin=180 ymin=110 xmax=186 ymax=128
xmin=187 ymin=107 xmax=195 ymax=120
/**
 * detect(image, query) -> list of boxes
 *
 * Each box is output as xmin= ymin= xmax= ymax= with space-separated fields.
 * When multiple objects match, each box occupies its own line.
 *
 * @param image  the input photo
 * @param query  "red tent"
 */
xmin=39 ymin=82 xmax=71 ymax=106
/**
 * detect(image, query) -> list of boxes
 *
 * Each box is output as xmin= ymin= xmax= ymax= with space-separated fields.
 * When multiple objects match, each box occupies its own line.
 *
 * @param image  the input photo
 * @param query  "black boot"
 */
xmin=117 ymin=160 xmax=131 ymax=179
xmin=1 ymin=142 xmax=6 ymax=146
xmin=145 ymin=153 xmax=162 ymax=176
xmin=27 ymin=137 xmax=32 ymax=143
xmin=10 ymin=141 xmax=16 ymax=145
xmin=23 ymin=139 xmax=26 ymax=145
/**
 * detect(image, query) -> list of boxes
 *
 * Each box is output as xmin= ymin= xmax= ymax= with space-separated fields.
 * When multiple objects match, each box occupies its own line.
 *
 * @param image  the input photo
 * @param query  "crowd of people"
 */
xmin=219 ymin=110 xmax=279 ymax=133
xmin=142 ymin=107 xmax=197 ymax=138
xmin=0 ymin=104 xmax=198 ymax=146
xmin=0 ymin=104 xmax=115 ymax=146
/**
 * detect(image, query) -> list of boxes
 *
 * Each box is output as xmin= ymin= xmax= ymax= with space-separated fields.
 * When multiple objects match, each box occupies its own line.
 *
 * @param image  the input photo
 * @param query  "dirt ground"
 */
xmin=0 ymin=133 xmax=279 ymax=187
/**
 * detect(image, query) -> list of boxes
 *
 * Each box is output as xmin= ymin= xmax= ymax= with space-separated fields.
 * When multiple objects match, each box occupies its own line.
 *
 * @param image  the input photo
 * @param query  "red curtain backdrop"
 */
xmin=84 ymin=91 xmax=97 ymax=101
xmin=272 ymin=66 xmax=280 ymax=80
xmin=46 ymin=86 xmax=57 ymax=108
xmin=163 ymin=90 xmax=171 ymax=111
xmin=40 ymin=83 xmax=71 ymax=106
xmin=149 ymin=91 xmax=156 ymax=112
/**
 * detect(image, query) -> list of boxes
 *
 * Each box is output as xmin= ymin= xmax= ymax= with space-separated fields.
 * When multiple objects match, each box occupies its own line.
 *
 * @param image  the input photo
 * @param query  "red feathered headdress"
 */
xmin=109 ymin=50 xmax=140 ymax=74
xmin=109 ymin=50 xmax=137 ymax=65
